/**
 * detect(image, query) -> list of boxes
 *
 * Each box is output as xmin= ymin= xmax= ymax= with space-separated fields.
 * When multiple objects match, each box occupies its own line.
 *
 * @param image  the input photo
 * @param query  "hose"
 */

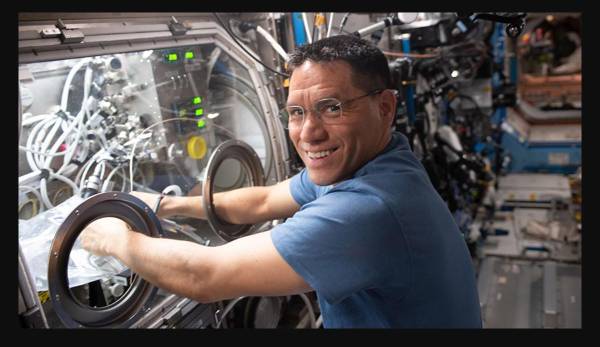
xmin=215 ymin=296 xmax=247 ymax=328
xmin=60 ymin=58 xmax=91 ymax=112
xmin=256 ymin=25 xmax=289 ymax=61
xmin=101 ymin=164 xmax=124 ymax=192
xmin=326 ymin=12 xmax=334 ymax=38
xmin=22 ymin=114 xmax=51 ymax=127
xmin=297 ymin=293 xmax=317 ymax=328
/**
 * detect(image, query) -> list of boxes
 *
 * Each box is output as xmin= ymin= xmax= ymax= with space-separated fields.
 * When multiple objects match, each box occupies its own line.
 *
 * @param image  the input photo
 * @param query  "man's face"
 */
xmin=287 ymin=60 xmax=395 ymax=186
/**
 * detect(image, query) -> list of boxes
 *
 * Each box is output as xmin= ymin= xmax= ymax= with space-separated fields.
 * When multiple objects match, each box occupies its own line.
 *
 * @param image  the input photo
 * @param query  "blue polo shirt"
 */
xmin=270 ymin=132 xmax=482 ymax=328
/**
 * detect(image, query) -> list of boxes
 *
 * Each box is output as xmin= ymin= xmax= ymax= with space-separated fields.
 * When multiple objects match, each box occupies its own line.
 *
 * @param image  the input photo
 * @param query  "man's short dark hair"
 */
xmin=286 ymin=35 xmax=391 ymax=92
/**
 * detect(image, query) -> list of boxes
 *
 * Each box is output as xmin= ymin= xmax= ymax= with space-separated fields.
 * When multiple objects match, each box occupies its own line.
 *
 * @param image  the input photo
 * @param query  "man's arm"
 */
xmin=80 ymin=218 xmax=312 ymax=303
xmin=132 ymin=178 xmax=299 ymax=224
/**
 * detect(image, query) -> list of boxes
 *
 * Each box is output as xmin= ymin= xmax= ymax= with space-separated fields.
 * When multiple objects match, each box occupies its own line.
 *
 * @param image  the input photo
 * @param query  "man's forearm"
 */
xmin=160 ymin=195 xmax=206 ymax=219
xmin=158 ymin=179 xmax=297 ymax=224
xmin=161 ymin=187 xmax=276 ymax=224
xmin=114 ymin=231 xmax=220 ymax=303
xmin=212 ymin=186 xmax=272 ymax=224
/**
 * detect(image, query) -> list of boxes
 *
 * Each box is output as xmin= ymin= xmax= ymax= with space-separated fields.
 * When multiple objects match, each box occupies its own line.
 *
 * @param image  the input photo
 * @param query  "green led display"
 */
xmin=167 ymin=53 xmax=178 ymax=61
xmin=195 ymin=108 xmax=204 ymax=116
xmin=193 ymin=96 xmax=202 ymax=104
xmin=185 ymin=51 xmax=195 ymax=59
xmin=197 ymin=119 xmax=206 ymax=128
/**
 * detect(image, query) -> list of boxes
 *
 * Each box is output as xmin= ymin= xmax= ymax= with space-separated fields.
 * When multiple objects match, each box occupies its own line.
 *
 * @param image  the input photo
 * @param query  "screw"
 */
xmin=75 ymin=210 xmax=79 ymax=215
xmin=113 ymin=193 xmax=118 ymax=197
xmin=53 ymin=251 xmax=58 ymax=257
xmin=55 ymin=294 xmax=60 ymax=301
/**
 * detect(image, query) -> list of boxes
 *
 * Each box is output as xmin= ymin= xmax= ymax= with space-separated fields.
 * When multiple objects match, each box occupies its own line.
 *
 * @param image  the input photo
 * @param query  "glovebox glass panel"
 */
xmin=18 ymin=42 xmax=276 ymax=303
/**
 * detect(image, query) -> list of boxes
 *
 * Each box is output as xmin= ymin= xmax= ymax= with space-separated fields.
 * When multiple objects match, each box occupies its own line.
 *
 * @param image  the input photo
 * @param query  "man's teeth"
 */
xmin=307 ymin=149 xmax=334 ymax=159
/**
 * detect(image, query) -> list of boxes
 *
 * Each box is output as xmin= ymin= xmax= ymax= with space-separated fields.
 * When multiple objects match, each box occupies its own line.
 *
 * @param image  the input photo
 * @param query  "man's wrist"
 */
xmin=112 ymin=228 xmax=135 ymax=264
xmin=157 ymin=195 xmax=173 ymax=217
xmin=153 ymin=194 xmax=165 ymax=214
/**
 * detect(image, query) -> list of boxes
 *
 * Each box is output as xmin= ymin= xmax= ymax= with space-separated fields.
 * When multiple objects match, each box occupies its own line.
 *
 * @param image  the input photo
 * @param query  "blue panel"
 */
xmin=292 ymin=12 xmax=307 ymax=46
xmin=501 ymin=130 xmax=581 ymax=174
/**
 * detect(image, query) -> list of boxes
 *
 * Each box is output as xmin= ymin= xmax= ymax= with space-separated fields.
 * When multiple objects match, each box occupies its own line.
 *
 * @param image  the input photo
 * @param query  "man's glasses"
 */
xmin=279 ymin=89 xmax=384 ymax=129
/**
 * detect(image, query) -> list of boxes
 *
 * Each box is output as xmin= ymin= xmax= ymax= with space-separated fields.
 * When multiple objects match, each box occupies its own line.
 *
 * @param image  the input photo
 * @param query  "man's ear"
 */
xmin=379 ymin=89 xmax=397 ymax=127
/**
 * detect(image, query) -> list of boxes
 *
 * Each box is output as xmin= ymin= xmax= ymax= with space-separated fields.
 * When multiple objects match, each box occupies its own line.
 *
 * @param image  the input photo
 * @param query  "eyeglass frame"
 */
xmin=280 ymin=89 xmax=385 ymax=129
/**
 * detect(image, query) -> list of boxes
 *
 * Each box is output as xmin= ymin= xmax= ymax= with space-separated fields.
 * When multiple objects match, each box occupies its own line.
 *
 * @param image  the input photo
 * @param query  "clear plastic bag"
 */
xmin=18 ymin=195 xmax=127 ymax=291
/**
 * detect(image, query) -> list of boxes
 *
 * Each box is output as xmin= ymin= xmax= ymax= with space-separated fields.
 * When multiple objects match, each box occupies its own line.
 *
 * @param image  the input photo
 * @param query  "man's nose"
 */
xmin=299 ymin=111 xmax=327 ymax=142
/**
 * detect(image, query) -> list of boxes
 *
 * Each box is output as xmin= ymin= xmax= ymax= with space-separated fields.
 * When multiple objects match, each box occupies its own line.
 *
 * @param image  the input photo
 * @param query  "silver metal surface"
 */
xmin=477 ymin=256 xmax=581 ymax=328
xmin=543 ymin=261 xmax=558 ymax=328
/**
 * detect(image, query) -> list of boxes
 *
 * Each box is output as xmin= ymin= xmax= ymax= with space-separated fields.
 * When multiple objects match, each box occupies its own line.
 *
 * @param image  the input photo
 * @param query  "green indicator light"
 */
xmin=195 ymin=108 xmax=204 ymax=116
xmin=179 ymin=109 xmax=187 ymax=117
xmin=193 ymin=96 xmax=202 ymax=104
xmin=167 ymin=53 xmax=178 ymax=61
xmin=197 ymin=119 xmax=206 ymax=128
xmin=185 ymin=51 xmax=194 ymax=59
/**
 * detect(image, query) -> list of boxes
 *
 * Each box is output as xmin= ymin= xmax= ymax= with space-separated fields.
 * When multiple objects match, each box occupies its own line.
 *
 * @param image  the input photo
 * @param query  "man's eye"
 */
xmin=320 ymin=103 xmax=341 ymax=114
xmin=325 ymin=104 xmax=341 ymax=113
xmin=288 ymin=108 xmax=303 ymax=117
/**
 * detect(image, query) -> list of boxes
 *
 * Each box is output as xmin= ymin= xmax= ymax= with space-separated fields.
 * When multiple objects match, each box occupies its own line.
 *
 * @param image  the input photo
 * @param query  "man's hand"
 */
xmin=80 ymin=217 xmax=131 ymax=257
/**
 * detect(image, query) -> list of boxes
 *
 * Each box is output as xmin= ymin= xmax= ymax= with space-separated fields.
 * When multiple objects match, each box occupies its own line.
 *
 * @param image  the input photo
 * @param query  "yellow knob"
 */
xmin=187 ymin=136 xmax=207 ymax=159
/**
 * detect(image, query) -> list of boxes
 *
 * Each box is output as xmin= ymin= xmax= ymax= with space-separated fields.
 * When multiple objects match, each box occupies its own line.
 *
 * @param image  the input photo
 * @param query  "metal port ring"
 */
xmin=48 ymin=192 xmax=163 ymax=328
xmin=203 ymin=140 xmax=265 ymax=242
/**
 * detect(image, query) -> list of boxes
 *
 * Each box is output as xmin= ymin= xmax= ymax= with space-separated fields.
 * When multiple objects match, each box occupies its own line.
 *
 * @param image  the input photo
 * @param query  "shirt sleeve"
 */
xmin=289 ymin=168 xmax=316 ymax=206
xmin=271 ymin=188 xmax=410 ymax=304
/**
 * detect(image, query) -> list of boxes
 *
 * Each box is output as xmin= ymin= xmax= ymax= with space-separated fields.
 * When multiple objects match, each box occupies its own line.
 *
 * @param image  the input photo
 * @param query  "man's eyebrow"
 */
xmin=286 ymin=91 xmax=342 ymax=106
xmin=314 ymin=90 xmax=341 ymax=99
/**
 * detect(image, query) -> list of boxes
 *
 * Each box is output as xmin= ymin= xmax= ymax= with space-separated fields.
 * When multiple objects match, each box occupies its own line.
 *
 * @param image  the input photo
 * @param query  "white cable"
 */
xmin=215 ymin=296 xmax=247 ymax=328
xmin=22 ymin=114 xmax=51 ymax=127
xmin=33 ymin=117 xmax=61 ymax=169
xmin=256 ymin=25 xmax=289 ymax=61
xmin=97 ymin=160 xmax=107 ymax=180
xmin=315 ymin=314 xmax=323 ymax=328
xmin=61 ymin=58 xmax=91 ymax=111
xmin=113 ymin=168 xmax=157 ymax=193
xmin=121 ymin=167 xmax=127 ymax=191
xmin=20 ymin=108 xmax=90 ymax=168
xmin=19 ymin=146 xmax=66 ymax=157
xmin=75 ymin=153 xmax=96 ymax=186
xmin=84 ymin=110 xmax=103 ymax=128
xmin=58 ymin=163 xmax=79 ymax=178
xmin=38 ymin=117 xmax=63 ymax=167
xmin=33 ymin=118 xmax=56 ymax=166
xmin=302 ymin=13 xmax=312 ymax=43
xmin=297 ymin=293 xmax=317 ymax=328
xmin=101 ymin=164 xmax=123 ymax=192
xmin=39 ymin=178 xmax=53 ymax=209
xmin=42 ymin=108 xmax=86 ymax=173
xmin=206 ymin=47 xmax=222 ymax=85
xmin=83 ymin=65 xmax=93 ymax=120
xmin=326 ymin=12 xmax=334 ymax=38
xmin=49 ymin=171 xmax=79 ymax=195
xmin=25 ymin=116 xmax=56 ymax=171
xmin=59 ymin=107 xmax=99 ymax=174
